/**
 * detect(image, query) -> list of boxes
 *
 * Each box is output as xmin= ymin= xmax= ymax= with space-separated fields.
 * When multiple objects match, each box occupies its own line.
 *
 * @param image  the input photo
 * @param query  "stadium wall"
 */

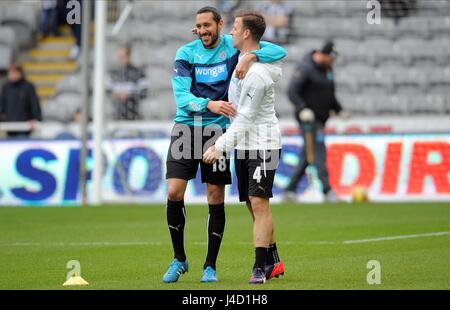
xmin=0 ymin=133 xmax=449 ymax=206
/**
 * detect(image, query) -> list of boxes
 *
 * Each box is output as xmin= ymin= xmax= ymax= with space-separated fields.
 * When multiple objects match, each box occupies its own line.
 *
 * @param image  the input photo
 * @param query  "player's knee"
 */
xmin=207 ymin=194 xmax=224 ymax=205
xmin=249 ymin=196 xmax=269 ymax=215
xmin=206 ymin=186 xmax=224 ymax=205
xmin=167 ymin=186 xmax=184 ymax=201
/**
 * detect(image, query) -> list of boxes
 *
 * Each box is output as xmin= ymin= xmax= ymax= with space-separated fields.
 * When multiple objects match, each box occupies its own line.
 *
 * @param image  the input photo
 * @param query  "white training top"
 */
xmin=215 ymin=59 xmax=283 ymax=153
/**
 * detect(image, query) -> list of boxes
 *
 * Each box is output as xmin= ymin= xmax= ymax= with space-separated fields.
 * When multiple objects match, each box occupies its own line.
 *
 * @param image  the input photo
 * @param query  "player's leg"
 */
xmin=249 ymin=150 xmax=284 ymax=282
xmin=249 ymin=196 xmax=272 ymax=249
xmin=245 ymin=150 xmax=279 ymax=283
xmin=237 ymin=151 xmax=265 ymax=271
xmin=202 ymin=183 xmax=226 ymax=282
xmin=200 ymin=152 xmax=231 ymax=282
xmin=265 ymin=226 xmax=275 ymax=264
xmin=266 ymin=150 xmax=285 ymax=279
xmin=248 ymin=195 xmax=272 ymax=284
xmin=163 ymin=178 xmax=190 ymax=283
xmin=197 ymin=184 xmax=225 ymax=283
xmin=265 ymin=232 xmax=284 ymax=280
xmin=163 ymin=125 xmax=197 ymax=283
xmin=249 ymin=198 xmax=284 ymax=281
xmin=167 ymin=178 xmax=188 ymax=262
xmin=246 ymin=200 xmax=254 ymax=222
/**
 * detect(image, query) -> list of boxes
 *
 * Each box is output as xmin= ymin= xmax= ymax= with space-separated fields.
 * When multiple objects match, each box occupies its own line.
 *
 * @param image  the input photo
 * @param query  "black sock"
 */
xmin=204 ymin=203 xmax=225 ymax=270
xmin=167 ymin=200 xmax=186 ymax=262
xmin=255 ymin=247 xmax=267 ymax=269
xmin=267 ymin=243 xmax=280 ymax=265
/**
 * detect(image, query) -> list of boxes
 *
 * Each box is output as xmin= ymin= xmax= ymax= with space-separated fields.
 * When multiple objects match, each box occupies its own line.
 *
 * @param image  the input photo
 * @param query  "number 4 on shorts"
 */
xmin=253 ymin=166 xmax=262 ymax=183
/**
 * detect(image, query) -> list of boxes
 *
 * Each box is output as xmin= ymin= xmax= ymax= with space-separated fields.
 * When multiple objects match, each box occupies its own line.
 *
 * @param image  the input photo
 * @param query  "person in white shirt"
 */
xmin=203 ymin=10 xmax=284 ymax=284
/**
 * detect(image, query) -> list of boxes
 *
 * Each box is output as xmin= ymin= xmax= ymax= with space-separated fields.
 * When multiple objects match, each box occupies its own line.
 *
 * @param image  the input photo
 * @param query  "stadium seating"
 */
xmin=0 ymin=26 xmax=18 ymax=53
xmin=55 ymin=74 xmax=81 ymax=96
xmin=409 ymin=94 xmax=446 ymax=114
xmin=0 ymin=3 xmax=39 ymax=49
xmin=1 ymin=0 xmax=449 ymax=121
xmin=45 ymin=0 xmax=450 ymax=119
xmin=43 ymin=92 xmax=81 ymax=122
xmin=141 ymin=90 xmax=177 ymax=120
xmin=362 ymin=17 xmax=397 ymax=40
xmin=280 ymin=0 xmax=450 ymax=117
xmin=381 ymin=95 xmax=410 ymax=115
xmin=145 ymin=67 xmax=173 ymax=93
xmin=0 ymin=45 xmax=13 ymax=71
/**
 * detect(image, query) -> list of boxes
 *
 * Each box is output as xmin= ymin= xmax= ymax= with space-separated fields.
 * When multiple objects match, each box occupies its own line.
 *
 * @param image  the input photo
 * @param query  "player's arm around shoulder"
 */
xmin=254 ymin=40 xmax=287 ymax=63
xmin=235 ymin=53 xmax=257 ymax=80
xmin=231 ymin=36 xmax=286 ymax=80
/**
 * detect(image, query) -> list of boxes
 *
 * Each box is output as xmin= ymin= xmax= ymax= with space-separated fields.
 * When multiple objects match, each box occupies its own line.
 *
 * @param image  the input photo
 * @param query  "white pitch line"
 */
xmin=1 ymin=231 xmax=449 ymax=247
xmin=0 ymin=241 xmax=163 ymax=247
xmin=308 ymin=241 xmax=338 ymax=245
xmin=342 ymin=231 xmax=450 ymax=244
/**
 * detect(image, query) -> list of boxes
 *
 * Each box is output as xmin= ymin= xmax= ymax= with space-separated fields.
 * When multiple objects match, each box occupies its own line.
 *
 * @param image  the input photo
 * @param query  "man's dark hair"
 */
xmin=197 ymin=6 xmax=222 ymax=23
xmin=234 ymin=10 xmax=266 ymax=41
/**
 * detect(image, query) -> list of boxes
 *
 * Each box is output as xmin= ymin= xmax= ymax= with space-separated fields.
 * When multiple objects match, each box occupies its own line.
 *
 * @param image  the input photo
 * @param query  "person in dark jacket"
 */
xmin=0 ymin=63 xmax=42 ymax=138
xmin=106 ymin=45 xmax=148 ymax=121
xmin=283 ymin=41 xmax=345 ymax=203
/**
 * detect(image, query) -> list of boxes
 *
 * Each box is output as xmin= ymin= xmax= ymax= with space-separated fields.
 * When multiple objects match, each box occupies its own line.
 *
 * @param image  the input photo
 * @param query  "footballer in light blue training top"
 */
xmin=163 ymin=6 xmax=286 ymax=285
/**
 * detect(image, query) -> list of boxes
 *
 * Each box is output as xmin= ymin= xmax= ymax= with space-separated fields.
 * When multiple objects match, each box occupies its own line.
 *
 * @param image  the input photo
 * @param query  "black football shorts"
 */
xmin=234 ymin=149 xmax=281 ymax=202
xmin=166 ymin=123 xmax=232 ymax=185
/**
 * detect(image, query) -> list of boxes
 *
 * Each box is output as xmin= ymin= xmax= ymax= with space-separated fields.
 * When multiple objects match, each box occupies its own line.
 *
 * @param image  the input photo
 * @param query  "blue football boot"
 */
xmin=162 ymin=258 xmax=188 ymax=283
xmin=200 ymin=266 xmax=218 ymax=283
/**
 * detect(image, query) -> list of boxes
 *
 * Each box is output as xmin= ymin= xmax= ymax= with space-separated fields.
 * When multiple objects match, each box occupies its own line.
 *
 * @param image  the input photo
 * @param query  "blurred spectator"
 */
xmin=57 ymin=0 xmax=68 ymax=27
xmin=73 ymin=108 xmax=82 ymax=122
xmin=72 ymin=107 xmax=91 ymax=123
xmin=40 ymin=0 xmax=59 ymax=38
xmin=106 ymin=45 xmax=148 ymax=121
xmin=380 ymin=0 xmax=417 ymax=24
xmin=215 ymin=0 xmax=244 ymax=28
xmin=69 ymin=0 xmax=81 ymax=59
xmin=258 ymin=0 xmax=292 ymax=44
xmin=0 ymin=63 xmax=42 ymax=138
xmin=61 ymin=0 xmax=93 ymax=59
xmin=283 ymin=42 xmax=347 ymax=203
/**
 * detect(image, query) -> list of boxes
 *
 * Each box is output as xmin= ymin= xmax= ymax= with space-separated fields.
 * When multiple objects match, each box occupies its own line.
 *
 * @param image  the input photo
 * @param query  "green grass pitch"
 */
xmin=0 ymin=203 xmax=449 ymax=290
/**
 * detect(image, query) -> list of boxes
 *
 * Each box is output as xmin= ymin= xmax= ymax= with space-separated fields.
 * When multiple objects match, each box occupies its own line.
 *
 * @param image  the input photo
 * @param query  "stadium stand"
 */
xmin=279 ymin=0 xmax=450 ymax=117
xmin=1 ymin=0 xmax=449 ymax=123
xmin=0 ymin=2 xmax=39 ymax=49
xmin=0 ymin=45 xmax=13 ymax=72
xmin=115 ymin=0 xmax=450 ymax=119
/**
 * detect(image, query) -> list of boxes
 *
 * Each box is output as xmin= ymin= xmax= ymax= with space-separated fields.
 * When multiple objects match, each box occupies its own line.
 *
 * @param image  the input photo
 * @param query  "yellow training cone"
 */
xmin=63 ymin=276 xmax=89 ymax=286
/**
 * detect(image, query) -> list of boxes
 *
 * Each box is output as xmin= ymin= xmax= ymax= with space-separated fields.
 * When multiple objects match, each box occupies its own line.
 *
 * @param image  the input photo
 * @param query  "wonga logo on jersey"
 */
xmin=195 ymin=64 xmax=228 ymax=83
